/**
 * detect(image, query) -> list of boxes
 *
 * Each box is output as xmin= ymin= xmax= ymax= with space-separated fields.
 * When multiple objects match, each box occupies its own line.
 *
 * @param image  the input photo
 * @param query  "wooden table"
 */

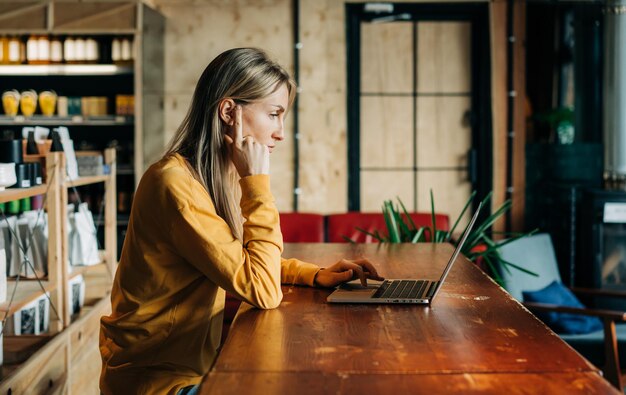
xmin=200 ymin=243 xmax=619 ymax=394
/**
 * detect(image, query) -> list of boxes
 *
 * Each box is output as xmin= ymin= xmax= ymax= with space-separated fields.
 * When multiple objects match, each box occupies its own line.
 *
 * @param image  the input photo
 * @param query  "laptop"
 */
xmin=327 ymin=202 xmax=483 ymax=305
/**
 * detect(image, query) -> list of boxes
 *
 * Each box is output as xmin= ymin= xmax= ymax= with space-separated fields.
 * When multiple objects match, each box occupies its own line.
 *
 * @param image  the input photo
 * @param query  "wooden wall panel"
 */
xmin=361 ymin=22 xmax=413 ymax=93
xmin=417 ymin=22 xmax=471 ymax=93
xmin=147 ymin=0 xmax=495 ymax=214
xmin=153 ymin=0 xmax=294 ymax=211
xmin=417 ymin=170 xmax=472 ymax=225
xmin=361 ymin=171 xmax=413 ymax=211
xmin=298 ymin=0 xmax=348 ymax=213
xmin=490 ymin=0 xmax=508 ymax=234
xmin=361 ymin=97 xmax=413 ymax=168
xmin=416 ymin=96 xmax=471 ymax=168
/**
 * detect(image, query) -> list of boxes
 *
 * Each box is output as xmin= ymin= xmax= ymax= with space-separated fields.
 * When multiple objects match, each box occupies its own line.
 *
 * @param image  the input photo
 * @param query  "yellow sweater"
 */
xmin=99 ymin=154 xmax=320 ymax=394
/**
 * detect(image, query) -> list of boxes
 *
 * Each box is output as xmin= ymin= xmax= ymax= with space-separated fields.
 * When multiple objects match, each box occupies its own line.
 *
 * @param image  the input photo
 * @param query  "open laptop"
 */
xmin=327 ymin=202 xmax=483 ymax=305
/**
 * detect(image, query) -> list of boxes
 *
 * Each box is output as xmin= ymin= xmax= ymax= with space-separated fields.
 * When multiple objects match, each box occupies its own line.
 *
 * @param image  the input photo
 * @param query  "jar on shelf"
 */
xmin=37 ymin=35 xmax=50 ymax=64
xmin=74 ymin=37 xmax=86 ymax=64
xmin=85 ymin=38 xmax=99 ymax=64
xmin=50 ymin=37 xmax=63 ymax=64
xmin=111 ymin=37 xmax=121 ymax=63
xmin=120 ymin=38 xmax=131 ymax=62
xmin=0 ymin=36 xmax=7 ymax=64
xmin=26 ymin=35 xmax=39 ymax=64
xmin=64 ymin=37 xmax=75 ymax=64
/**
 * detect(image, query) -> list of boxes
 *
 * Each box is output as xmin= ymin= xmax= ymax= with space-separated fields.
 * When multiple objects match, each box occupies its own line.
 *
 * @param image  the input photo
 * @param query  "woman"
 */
xmin=99 ymin=48 xmax=382 ymax=395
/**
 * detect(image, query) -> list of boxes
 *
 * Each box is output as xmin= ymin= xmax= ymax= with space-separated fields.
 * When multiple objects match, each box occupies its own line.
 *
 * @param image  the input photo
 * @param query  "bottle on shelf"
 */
xmin=26 ymin=35 xmax=39 ymax=64
xmin=0 ymin=36 xmax=6 ymax=64
xmin=5 ymin=36 xmax=23 ymax=64
xmin=37 ymin=35 xmax=50 ymax=65
xmin=50 ymin=36 xmax=63 ymax=64
xmin=74 ymin=37 xmax=86 ymax=64
xmin=64 ymin=37 xmax=75 ymax=64
xmin=85 ymin=37 xmax=99 ymax=64
xmin=111 ymin=37 xmax=121 ymax=64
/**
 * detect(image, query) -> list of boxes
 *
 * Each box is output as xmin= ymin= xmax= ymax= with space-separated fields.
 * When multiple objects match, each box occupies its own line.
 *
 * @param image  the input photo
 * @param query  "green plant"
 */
xmin=352 ymin=191 xmax=538 ymax=285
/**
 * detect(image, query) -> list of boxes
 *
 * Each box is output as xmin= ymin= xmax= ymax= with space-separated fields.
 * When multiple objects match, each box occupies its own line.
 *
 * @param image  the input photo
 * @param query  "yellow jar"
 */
xmin=20 ymin=90 xmax=38 ymax=117
xmin=2 ymin=90 xmax=20 ymax=116
xmin=39 ymin=90 xmax=57 ymax=116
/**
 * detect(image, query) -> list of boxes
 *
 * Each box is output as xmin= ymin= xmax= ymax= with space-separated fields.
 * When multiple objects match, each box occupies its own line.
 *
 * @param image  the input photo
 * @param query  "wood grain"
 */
xmin=214 ymin=244 xmax=598 ymax=376
xmin=200 ymin=372 xmax=619 ymax=395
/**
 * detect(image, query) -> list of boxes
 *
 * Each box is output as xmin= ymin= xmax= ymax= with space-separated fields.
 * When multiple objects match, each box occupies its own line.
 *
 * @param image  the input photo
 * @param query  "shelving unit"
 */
xmin=0 ymin=149 xmax=116 ymax=394
xmin=0 ymin=0 xmax=164 ymax=263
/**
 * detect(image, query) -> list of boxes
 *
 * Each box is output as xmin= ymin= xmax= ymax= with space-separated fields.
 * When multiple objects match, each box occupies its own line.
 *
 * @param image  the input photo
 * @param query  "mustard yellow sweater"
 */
xmin=99 ymin=154 xmax=320 ymax=394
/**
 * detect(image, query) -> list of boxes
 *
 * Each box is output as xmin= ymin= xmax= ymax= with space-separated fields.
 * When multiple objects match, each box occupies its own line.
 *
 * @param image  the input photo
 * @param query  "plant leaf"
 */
xmin=354 ymin=226 xmax=385 ymax=242
xmin=411 ymin=227 xmax=426 ymax=243
xmin=383 ymin=201 xmax=401 ymax=243
xmin=447 ymin=190 xmax=477 ymax=239
xmin=430 ymin=189 xmax=437 ymax=236
xmin=398 ymin=197 xmax=417 ymax=231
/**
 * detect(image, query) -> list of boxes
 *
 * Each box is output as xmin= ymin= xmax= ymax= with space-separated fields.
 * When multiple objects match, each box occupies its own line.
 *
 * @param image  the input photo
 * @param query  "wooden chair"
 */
xmin=326 ymin=212 xmax=450 ymax=243
xmin=498 ymin=233 xmax=626 ymax=390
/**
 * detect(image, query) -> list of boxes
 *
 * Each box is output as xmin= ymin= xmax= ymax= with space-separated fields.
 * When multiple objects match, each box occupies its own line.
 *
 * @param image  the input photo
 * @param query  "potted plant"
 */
xmin=351 ymin=190 xmax=538 ymax=285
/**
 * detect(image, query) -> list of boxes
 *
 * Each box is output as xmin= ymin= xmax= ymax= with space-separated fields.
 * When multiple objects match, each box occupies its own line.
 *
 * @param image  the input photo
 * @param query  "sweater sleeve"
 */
xmin=169 ymin=175 xmax=284 ymax=309
xmin=281 ymin=258 xmax=320 ymax=287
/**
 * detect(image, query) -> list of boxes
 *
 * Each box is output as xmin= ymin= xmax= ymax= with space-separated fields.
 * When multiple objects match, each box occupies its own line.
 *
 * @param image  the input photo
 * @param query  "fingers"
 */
xmin=339 ymin=259 xmax=367 ymax=286
xmin=233 ymin=105 xmax=243 ymax=147
xmin=351 ymin=258 xmax=385 ymax=281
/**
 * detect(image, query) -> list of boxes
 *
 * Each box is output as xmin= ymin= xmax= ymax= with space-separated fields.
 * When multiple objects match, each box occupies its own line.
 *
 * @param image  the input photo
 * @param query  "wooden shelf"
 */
xmin=0 ymin=64 xmax=133 ymax=76
xmin=0 ymin=184 xmax=47 ymax=205
xmin=0 ymin=115 xmax=134 ymax=126
xmin=66 ymin=175 xmax=110 ymax=188
xmin=68 ymin=261 xmax=108 ymax=281
xmin=0 ymin=280 xmax=56 ymax=317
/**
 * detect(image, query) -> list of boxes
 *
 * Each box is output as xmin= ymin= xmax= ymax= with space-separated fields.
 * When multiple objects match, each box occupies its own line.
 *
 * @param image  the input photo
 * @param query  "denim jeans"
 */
xmin=177 ymin=385 xmax=199 ymax=395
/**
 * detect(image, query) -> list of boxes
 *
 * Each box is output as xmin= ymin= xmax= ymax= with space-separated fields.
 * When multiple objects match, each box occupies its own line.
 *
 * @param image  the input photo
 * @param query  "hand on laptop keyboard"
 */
xmin=314 ymin=258 xmax=385 ymax=288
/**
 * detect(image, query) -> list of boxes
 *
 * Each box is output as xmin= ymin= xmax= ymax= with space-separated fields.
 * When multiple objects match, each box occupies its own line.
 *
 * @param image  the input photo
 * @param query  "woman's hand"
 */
xmin=224 ymin=105 xmax=270 ymax=177
xmin=314 ymin=258 xmax=384 ymax=288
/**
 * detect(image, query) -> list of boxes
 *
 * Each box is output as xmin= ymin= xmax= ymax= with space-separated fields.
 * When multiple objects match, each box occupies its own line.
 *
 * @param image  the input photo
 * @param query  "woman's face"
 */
xmin=239 ymin=84 xmax=289 ymax=153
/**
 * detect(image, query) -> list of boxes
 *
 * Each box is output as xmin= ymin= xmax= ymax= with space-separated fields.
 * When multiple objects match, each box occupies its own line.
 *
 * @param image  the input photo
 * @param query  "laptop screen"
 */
xmin=430 ymin=201 xmax=483 ymax=302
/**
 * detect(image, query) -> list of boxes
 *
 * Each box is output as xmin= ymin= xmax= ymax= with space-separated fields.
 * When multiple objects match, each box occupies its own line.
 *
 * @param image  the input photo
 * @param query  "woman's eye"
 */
xmin=269 ymin=113 xmax=279 ymax=119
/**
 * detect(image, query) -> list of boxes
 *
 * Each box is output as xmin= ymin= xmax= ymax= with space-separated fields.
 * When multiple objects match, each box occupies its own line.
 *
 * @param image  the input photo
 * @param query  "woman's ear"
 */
xmin=218 ymin=98 xmax=236 ymax=125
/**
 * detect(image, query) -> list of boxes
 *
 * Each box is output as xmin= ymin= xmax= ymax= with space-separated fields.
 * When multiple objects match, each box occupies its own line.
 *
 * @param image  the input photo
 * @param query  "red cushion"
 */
xmin=326 ymin=212 xmax=450 ymax=243
xmin=279 ymin=213 xmax=325 ymax=242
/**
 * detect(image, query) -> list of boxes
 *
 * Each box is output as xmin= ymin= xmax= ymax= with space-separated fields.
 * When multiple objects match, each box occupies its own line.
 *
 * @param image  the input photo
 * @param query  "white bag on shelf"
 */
xmin=69 ymin=203 xmax=99 ymax=266
xmin=56 ymin=126 xmax=79 ymax=180
xmin=21 ymin=211 xmax=48 ymax=276
xmin=2 ymin=216 xmax=27 ymax=278
xmin=17 ymin=217 xmax=43 ymax=279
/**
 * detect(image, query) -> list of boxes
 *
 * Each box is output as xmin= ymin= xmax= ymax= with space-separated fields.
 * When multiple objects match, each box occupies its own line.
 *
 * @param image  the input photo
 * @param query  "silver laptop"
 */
xmin=327 ymin=202 xmax=482 ymax=305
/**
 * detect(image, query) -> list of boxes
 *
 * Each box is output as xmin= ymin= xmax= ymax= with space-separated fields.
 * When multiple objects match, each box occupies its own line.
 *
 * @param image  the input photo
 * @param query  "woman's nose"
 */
xmin=273 ymin=122 xmax=285 ymax=141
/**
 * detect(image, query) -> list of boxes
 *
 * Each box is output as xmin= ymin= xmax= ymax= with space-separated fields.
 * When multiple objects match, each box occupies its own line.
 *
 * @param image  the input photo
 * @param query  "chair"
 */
xmin=279 ymin=213 xmax=325 ymax=242
xmin=326 ymin=212 xmax=450 ymax=243
xmin=498 ymin=233 xmax=626 ymax=390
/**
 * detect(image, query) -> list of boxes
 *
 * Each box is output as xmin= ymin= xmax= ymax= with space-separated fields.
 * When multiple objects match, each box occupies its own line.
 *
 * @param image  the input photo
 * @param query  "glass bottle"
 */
xmin=64 ymin=37 xmax=75 ymax=64
xmin=26 ymin=35 xmax=38 ymax=64
xmin=50 ymin=36 xmax=63 ymax=64
xmin=37 ymin=35 xmax=50 ymax=64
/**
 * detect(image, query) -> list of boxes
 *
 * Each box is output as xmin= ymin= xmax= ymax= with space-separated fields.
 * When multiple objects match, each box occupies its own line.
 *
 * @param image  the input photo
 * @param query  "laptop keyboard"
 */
xmin=372 ymin=280 xmax=438 ymax=299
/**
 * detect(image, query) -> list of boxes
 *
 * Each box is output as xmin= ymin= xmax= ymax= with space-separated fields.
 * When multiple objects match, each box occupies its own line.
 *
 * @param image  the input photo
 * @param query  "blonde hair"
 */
xmin=165 ymin=48 xmax=296 ymax=240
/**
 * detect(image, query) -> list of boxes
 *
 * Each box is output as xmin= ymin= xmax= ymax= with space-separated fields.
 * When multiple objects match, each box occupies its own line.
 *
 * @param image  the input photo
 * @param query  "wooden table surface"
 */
xmin=201 ymin=243 xmax=618 ymax=394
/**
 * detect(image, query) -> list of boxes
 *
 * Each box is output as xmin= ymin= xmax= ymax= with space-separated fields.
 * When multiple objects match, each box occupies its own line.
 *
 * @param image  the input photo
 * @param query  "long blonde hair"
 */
xmin=165 ymin=48 xmax=296 ymax=240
